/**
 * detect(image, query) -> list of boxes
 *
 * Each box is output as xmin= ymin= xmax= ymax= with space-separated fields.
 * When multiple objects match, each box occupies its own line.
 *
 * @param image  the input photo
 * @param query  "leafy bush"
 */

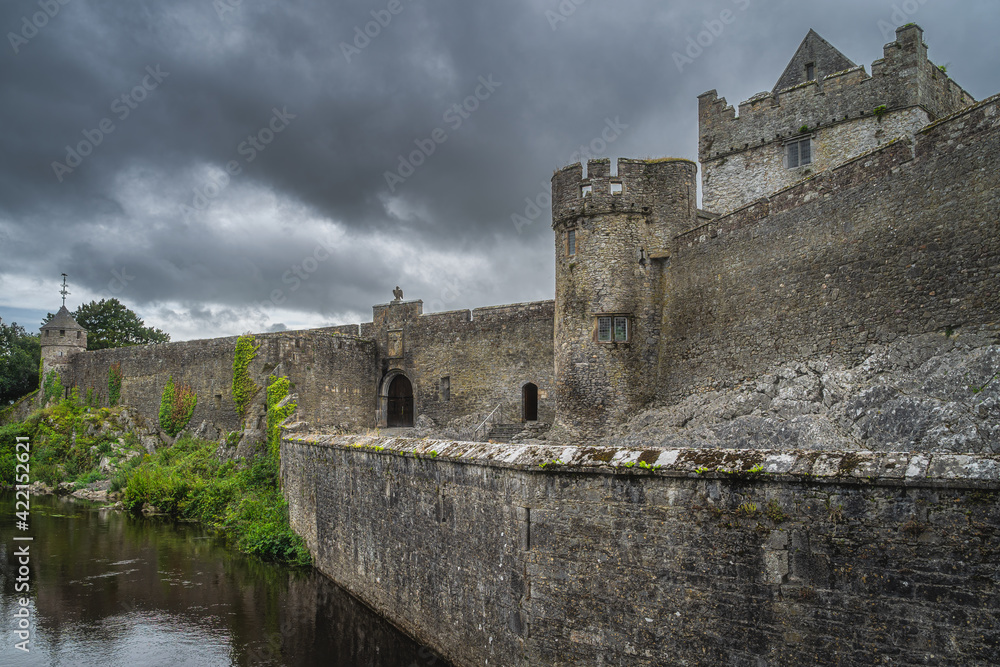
xmin=119 ymin=434 xmax=310 ymax=567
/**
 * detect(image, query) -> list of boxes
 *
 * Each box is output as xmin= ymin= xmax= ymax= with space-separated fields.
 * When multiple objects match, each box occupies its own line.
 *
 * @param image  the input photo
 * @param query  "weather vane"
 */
xmin=60 ymin=273 xmax=70 ymax=307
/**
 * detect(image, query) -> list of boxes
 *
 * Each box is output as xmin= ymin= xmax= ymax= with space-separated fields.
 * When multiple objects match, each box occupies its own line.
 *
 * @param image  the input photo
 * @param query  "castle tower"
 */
xmin=551 ymin=157 xmax=697 ymax=438
xmin=698 ymin=24 xmax=975 ymax=214
xmin=40 ymin=278 xmax=87 ymax=385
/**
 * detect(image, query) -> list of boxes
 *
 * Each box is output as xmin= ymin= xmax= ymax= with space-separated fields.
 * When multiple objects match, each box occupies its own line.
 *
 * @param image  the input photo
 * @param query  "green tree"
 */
xmin=44 ymin=298 xmax=170 ymax=350
xmin=0 ymin=320 xmax=41 ymax=404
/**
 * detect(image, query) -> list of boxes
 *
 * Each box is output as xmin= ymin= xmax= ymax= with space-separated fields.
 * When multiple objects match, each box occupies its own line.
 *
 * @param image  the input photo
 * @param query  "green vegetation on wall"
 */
xmin=266 ymin=375 xmax=295 ymax=458
xmin=42 ymin=371 xmax=63 ymax=405
xmin=108 ymin=362 xmax=123 ymax=407
xmin=232 ymin=335 xmax=260 ymax=419
xmin=158 ymin=376 xmax=197 ymax=437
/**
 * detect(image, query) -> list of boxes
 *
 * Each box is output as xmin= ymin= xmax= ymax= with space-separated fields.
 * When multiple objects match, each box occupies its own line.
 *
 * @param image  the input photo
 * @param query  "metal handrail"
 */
xmin=472 ymin=403 xmax=502 ymax=441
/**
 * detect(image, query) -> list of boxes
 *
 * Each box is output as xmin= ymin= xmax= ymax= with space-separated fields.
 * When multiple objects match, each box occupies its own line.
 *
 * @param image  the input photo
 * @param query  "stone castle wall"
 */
xmin=63 ymin=331 xmax=378 ymax=436
xmin=700 ymin=24 xmax=975 ymax=213
xmin=57 ymin=299 xmax=556 ymax=437
xmin=283 ymin=433 xmax=1000 ymax=666
xmin=660 ymin=92 xmax=1000 ymax=402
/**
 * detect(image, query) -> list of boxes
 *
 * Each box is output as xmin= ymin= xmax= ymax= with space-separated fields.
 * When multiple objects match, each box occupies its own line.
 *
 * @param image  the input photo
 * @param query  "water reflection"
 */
xmin=0 ymin=492 xmax=448 ymax=667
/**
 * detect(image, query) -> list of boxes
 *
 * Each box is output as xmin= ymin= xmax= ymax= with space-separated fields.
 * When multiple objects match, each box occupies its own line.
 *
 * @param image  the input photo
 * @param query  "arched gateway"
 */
xmin=380 ymin=372 xmax=414 ymax=427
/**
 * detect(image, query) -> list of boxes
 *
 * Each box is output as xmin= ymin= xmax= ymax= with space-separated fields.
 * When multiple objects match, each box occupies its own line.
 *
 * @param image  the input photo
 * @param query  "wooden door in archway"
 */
xmin=387 ymin=375 xmax=414 ymax=427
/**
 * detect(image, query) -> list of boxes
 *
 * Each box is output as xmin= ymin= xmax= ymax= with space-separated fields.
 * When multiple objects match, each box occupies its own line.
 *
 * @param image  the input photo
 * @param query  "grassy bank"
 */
xmin=0 ymin=395 xmax=310 ymax=567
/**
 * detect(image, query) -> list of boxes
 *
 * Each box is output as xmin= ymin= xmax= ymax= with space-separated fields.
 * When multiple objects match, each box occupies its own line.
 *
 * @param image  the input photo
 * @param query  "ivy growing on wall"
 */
xmin=266 ymin=375 xmax=296 ymax=459
xmin=158 ymin=376 xmax=197 ymax=437
xmin=42 ymin=371 xmax=63 ymax=405
xmin=107 ymin=362 xmax=123 ymax=407
xmin=232 ymin=335 xmax=260 ymax=419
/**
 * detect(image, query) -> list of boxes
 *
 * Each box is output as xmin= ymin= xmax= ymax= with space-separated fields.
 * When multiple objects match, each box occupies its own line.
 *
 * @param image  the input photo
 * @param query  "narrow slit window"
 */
xmin=440 ymin=376 xmax=450 ymax=402
xmin=805 ymin=62 xmax=815 ymax=81
xmin=566 ymin=229 xmax=576 ymax=257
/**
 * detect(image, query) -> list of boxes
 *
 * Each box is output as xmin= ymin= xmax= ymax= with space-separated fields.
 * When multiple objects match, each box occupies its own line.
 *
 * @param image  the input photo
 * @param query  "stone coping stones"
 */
xmin=284 ymin=433 xmax=1000 ymax=489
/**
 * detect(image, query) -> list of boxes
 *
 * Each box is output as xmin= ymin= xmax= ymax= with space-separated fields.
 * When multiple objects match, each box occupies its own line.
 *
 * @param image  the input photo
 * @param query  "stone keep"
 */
xmin=551 ymin=158 xmax=697 ymax=438
xmin=698 ymin=24 xmax=974 ymax=213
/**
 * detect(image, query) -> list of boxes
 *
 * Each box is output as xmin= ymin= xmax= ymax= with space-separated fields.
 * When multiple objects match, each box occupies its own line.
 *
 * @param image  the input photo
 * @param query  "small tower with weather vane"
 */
xmin=39 ymin=274 xmax=88 ymax=387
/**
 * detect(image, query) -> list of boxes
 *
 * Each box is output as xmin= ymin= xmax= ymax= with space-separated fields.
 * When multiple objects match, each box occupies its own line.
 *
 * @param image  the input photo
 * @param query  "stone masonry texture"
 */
xmin=283 ymin=433 xmax=1000 ymax=667
xmin=665 ymin=91 xmax=1000 ymax=407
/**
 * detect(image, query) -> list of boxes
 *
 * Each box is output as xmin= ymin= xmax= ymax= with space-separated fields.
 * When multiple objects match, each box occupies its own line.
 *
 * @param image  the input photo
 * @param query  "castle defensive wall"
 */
xmin=283 ymin=434 xmax=1000 ymax=666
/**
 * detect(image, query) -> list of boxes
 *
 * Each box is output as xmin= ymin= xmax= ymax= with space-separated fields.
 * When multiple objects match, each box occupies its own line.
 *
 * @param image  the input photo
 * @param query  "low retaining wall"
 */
xmin=281 ymin=435 xmax=1000 ymax=666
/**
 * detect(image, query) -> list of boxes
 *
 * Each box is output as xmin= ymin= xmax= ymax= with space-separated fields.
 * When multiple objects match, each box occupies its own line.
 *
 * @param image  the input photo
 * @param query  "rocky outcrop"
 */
xmin=607 ymin=328 xmax=1000 ymax=453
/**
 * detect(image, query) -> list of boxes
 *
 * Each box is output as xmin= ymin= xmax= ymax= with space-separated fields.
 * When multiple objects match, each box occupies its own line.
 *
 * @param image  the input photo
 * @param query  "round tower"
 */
xmin=40 ymin=305 xmax=88 ymax=383
xmin=551 ymin=157 xmax=697 ymax=439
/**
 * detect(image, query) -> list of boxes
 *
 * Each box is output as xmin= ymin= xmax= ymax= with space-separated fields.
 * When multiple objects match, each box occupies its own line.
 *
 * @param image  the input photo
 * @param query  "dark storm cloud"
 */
xmin=1 ymin=0 xmax=997 ymax=338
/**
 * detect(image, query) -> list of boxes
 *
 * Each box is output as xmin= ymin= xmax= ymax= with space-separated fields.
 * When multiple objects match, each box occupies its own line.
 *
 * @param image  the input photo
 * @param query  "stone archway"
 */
xmin=522 ymin=382 xmax=538 ymax=422
xmin=380 ymin=372 xmax=414 ymax=427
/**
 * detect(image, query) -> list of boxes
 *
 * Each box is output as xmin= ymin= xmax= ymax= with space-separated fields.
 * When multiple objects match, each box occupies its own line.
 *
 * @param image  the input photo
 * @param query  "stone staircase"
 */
xmin=486 ymin=423 xmax=525 ymax=442
xmin=486 ymin=421 xmax=550 ymax=443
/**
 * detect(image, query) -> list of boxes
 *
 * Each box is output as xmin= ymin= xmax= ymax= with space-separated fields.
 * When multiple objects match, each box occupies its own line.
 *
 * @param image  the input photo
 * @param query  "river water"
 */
xmin=0 ymin=492 xmax=449 ymax=667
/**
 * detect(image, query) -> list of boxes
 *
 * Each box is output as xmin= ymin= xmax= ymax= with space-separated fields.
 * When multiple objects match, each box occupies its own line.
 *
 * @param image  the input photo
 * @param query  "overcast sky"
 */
xmin=1 ymin=0 xmax=997 ymax=340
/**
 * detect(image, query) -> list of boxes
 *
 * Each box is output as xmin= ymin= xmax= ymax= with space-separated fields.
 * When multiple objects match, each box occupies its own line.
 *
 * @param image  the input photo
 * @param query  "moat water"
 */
xmin=0 ymin=491 xmax=449 ymax=666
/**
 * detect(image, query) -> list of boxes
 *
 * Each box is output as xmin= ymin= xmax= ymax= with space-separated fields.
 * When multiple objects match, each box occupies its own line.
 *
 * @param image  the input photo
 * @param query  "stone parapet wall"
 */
xmin=283 ymin=433 xmax=1000 ymax=666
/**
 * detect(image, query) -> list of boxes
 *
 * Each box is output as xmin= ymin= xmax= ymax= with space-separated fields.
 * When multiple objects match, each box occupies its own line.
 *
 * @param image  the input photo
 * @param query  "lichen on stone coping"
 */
xmin=283 ymin=434 xmax=1000 ymax=487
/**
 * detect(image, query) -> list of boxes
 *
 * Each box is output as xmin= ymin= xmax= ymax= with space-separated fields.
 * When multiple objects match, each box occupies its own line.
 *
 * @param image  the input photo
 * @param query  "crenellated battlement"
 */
xmin=699 ymin=24 xmax=973 ymax=165
xmin=551 ymin=157 xmax=697 ymax=240
xmin=698 ymin=24 xmax=975 ymax=214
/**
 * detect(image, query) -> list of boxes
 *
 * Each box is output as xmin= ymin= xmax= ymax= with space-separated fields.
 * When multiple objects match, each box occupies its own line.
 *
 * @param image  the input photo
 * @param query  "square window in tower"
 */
xmin=786 ymin=138 xmax=812 ymax=168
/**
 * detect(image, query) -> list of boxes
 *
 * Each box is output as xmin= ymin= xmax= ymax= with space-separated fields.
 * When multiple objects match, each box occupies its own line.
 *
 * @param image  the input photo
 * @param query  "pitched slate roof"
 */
xmin=41 ymin=305 xmax=85 ymax=331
